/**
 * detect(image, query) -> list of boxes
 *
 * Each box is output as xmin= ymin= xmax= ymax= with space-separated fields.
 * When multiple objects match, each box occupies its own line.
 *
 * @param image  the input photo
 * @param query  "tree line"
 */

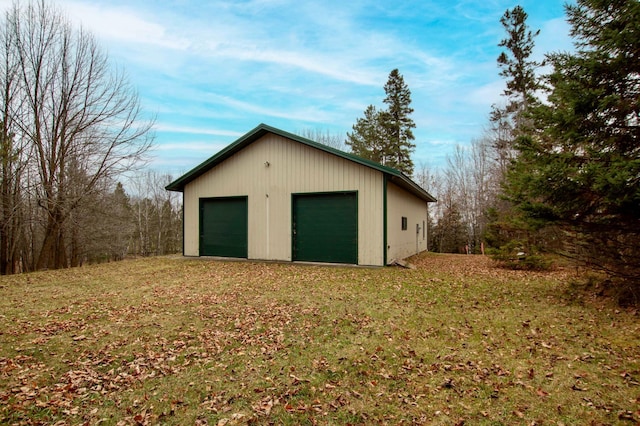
xmin=442 ymin=0 xmax=638 ymax=300
xmin=0 ymin=1 xmax=180 ymax=274
xmin=426 ymin=0 xmax=638 ymax=294
xmin=501 ymin=0 xmax=639 ymax=295
xmin=3 ymin=0 xmax=638 ymax=301
xmin=342 ymin=0 xmax=639 ymax=298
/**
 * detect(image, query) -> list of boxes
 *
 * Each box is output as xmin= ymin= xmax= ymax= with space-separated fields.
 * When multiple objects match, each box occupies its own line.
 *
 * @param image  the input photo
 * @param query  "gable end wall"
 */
xmin=183 ymin=134 xmax=385 ymax=265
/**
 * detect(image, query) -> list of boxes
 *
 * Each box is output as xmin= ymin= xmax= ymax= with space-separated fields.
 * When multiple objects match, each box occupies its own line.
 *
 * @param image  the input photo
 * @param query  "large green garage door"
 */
xmin=292 ymin=192 xmax=357 ymax=264
xmin=199 ymin=197 xmax=248 ymax=258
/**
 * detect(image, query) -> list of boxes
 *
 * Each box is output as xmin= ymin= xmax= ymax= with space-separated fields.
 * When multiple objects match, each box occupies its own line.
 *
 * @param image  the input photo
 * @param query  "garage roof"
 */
xmin=165 ymin=123 xmax=436 ymax=203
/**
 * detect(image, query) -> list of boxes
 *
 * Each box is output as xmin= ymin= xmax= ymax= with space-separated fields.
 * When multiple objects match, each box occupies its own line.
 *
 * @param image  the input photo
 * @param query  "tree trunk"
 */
xmin=36 ymin=211 xmax=68 ymax=270
xmin=69 ymin=222 xmax=82 ymax=267
xmin=0 ymin=183 xmax=9 ymax=274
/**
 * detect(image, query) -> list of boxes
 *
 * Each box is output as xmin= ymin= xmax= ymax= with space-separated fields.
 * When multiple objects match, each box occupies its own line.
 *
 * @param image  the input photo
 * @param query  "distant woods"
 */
xmin=3 ymin=0 xmax=637 ymax=302
xmin=338 ymin=1 xmax=640 ymax=301
xmin=0 ymin=1 xmax=179 ymax=274
xmin=424 ymin=0 xmax=640 ymax=300
xmin=297 ymin=128 xmax=346 ymax=151
xmin=421 ymin=5 xmax=542 ymax=256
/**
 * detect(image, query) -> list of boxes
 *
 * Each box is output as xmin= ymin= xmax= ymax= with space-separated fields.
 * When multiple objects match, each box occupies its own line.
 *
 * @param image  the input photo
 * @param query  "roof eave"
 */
xmin=165 ymin=124 xmax=271 ymax=192
xmin=388 ymin=174 xmax=437 ymax=203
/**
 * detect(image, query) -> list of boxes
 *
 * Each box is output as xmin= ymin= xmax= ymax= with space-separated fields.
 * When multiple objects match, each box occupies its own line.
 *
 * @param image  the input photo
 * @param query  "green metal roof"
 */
xmin=165 ymin=123 xmax=436 ymax=203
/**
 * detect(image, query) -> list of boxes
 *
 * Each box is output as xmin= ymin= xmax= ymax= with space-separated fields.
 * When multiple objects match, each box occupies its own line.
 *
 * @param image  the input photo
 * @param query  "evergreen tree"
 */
xmin=109 ymin=182 xmax=134 ymax=260
xmin=506 ymin=0 xmax=640 ymax=294
xmin=497 ymin=6 xmax=541 ymax=114
xmin=346 ymin=69 xmax=416 ymax=175
xmin=345 ymin=105 xmax=386 ymax=163
xmin=380 ymin=68 xmax=416 ymax=175
xmin=490 ymin=5 xmax=541 ymax=169
xmin=430 ymin=202 xmax=467 ymax=254
xmin=485 ymin=6 xmax=543 ymax=264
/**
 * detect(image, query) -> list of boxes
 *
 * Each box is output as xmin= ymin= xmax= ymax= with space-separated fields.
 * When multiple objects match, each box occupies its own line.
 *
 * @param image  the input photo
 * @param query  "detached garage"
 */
xmin=166 ymin=124 xmax=436 ymax=266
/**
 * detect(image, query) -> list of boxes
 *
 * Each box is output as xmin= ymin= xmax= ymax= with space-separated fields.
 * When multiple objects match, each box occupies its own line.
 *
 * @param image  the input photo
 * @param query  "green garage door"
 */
xmin=293 ymin=192 xmax=357 ymax=264
xmin=200 ymin=197 xmax=248 ymax=258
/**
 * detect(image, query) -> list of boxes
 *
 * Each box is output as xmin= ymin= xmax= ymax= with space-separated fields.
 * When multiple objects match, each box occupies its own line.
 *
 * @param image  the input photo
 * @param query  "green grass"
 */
xmin=1 ymin=254 xmax=638 ymax=425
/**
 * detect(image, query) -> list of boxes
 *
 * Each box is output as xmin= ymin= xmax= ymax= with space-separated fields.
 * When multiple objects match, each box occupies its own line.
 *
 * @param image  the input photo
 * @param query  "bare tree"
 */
xmin=1 ymin=1 xmax=153 ymax=270
xmin=428 ymin=168 xmax=466 ymax=253
xmin=1 ymin=5 xmax=33 ymax=274
xmin=298 ymin=128 xmax=347 ymax=151
xmin=429 ymin=138 xmax=498 ymax=254
xmin=130 ymin=171 xmax=181 ymax=257
xmin=0 ymin=125 xmax=30 ymax=273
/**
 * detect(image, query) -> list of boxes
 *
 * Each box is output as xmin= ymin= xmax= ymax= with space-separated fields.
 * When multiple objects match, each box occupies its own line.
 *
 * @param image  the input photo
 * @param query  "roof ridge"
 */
xmin=165 ymin=123 xmax=436 ymax=203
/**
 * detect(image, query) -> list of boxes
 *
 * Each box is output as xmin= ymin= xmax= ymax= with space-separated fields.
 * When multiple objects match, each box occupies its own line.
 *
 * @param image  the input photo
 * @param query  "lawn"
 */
xmin=1 ymin=253 xmax=638 ymax=425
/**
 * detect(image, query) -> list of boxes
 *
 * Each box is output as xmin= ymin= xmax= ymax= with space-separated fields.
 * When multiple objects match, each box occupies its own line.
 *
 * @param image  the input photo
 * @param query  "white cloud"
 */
xmin=46 ymin=1 xmax=387 ymax=88
xmin=147 ymin=141 xmax=230 ymax=172
xmin=202 ymin=94 xmax=338 ymax=124
xmin=1 ymin=0 xmax=573 ymax=172
xmin=536 ymin=17 xmax=574 ymax=58
xmin=465 ymin=79 xmax=505 ymax=108
xmin=214 ymin=46 xmax=381 ymax=86
xmin=59 ymin=1 xmax=190 ymax=50
xmin=57 ymin=0 xmax=449 ymax=90
xmin=427 ymin=138 xmax=458 ymax=147
xmin=153 ymin=125 xmax=243 ymax=138
xmin=153 ymin=141 xmax=228 ymax=152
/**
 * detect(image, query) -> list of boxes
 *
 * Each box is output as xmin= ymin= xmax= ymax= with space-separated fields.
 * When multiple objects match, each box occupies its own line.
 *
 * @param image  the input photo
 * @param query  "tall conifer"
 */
xmin=380 ymin=69 xmax=416 ymax=175
xmin=346 ymin=69 xmax=416 ymax=175
xmin=506 ymin=0 xmax=640 ymax=293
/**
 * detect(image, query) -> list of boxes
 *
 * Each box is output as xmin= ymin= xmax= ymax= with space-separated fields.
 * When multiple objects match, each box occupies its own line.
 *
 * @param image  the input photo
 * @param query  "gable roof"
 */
xmin=165 ymin=123 xmax=436 ymax=202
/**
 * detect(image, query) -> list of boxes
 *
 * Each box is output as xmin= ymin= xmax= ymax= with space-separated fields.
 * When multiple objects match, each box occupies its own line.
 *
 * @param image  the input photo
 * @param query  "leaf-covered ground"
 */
xmin=0 ymin=253 xmax=638 ymax=425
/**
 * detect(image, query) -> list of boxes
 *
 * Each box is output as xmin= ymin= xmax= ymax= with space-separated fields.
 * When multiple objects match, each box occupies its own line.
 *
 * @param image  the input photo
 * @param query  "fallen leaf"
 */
xmin=536 ymin=388 xmax=549 ymax=397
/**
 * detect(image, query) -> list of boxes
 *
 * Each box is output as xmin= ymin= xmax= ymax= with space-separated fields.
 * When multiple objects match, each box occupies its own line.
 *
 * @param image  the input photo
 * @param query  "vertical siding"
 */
xmin=386 ymin=182 xmax=428 ymax=261
xmin=183 ymin=134 xmax=385 ymax=265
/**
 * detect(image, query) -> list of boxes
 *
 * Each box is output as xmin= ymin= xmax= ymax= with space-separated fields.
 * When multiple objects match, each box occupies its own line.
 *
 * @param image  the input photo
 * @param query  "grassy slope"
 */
xmin=0 ymin=254 xmax=638 ymax=425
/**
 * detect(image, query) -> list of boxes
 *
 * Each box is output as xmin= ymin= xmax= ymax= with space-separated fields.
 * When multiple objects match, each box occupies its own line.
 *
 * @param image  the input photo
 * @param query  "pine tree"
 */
xmin=345 ymin=105 xmax=386 ymax=164
xmin=490 ymin=5 xmax=541 ymax=169
xmin=497 ymin=6 xmax=541 ymax=113
xmin=346 ymin=69 xmax=416 ymax=175
xmin=506 ymin=0 xmax=640 ymax=295
xmin=380 ymin=69 xmax=416 ymax=175
xmin=486 ymin=6 xmax=544 ymax=265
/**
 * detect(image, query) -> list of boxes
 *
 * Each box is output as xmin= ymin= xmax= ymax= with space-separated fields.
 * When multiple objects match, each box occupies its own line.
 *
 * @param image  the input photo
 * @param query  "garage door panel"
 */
xmin=200 ymin=197 xmax=248 ymax=258
xmin=293 ymin=192 xmax=357 ymax=264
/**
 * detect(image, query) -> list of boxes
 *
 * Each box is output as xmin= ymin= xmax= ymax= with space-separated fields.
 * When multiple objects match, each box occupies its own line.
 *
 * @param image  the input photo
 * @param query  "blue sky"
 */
xmin=2 ymin=0 xmax=575 ymax=177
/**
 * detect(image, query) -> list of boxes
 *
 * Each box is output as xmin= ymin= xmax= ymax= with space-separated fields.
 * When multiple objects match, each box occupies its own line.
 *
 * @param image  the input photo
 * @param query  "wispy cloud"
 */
xmin=61 ymin=1 xmax=190 ymax=50
xmin=153 ymin=125 xmax=243 ymax=138
xmin=201 ymin=94 xmax=336 ymax=123
xmin=153 ymin=141 xmax=229 ymax=152
xmin=537 ymin=17 xmax=574 ymax=58
xmin=58 ymin=0 xmax=391 ymax=86
xmin=2 ymin=0 xmax=572 ymax=172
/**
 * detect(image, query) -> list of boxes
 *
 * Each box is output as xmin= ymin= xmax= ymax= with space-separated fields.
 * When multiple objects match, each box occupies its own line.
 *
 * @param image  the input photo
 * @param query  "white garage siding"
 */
xmin=183 ymin=133 xmax=386 ymax=266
